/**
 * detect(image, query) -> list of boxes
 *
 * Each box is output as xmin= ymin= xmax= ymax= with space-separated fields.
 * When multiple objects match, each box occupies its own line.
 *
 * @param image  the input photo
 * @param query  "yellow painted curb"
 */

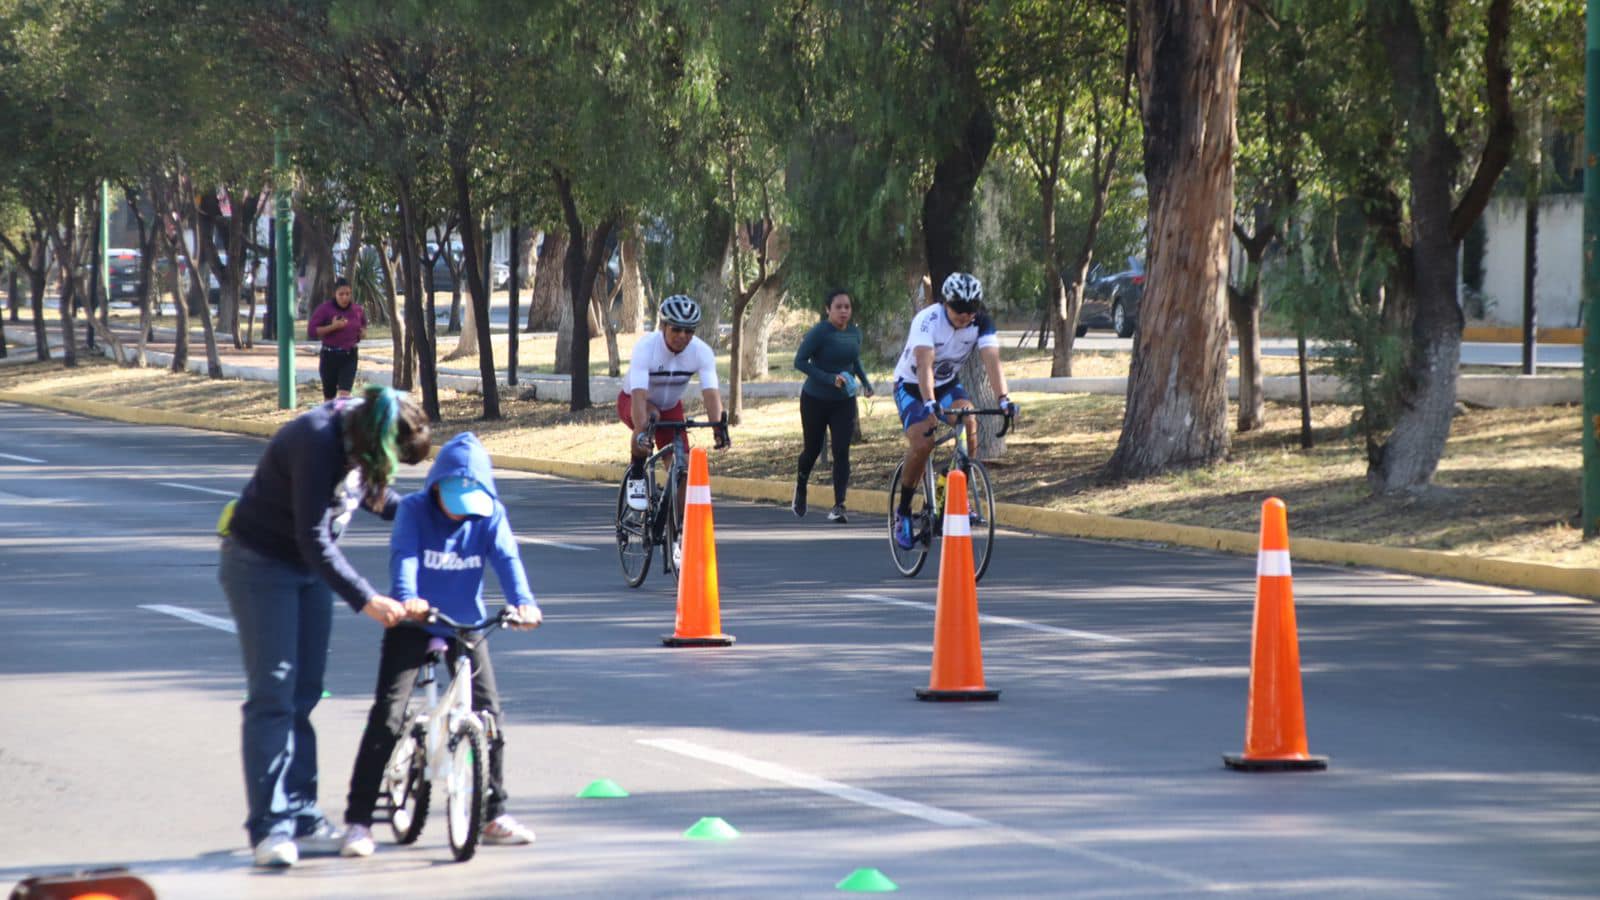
xmin=4 ymin=389 xmax=1593 ymax=602
xmin=1461 ymin=325 xmax=1584 ymax=344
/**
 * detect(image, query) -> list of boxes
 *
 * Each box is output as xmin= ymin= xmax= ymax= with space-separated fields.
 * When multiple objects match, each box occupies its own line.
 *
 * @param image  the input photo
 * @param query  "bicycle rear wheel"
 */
xmin=385 ymin=725 xmax=429 ymax=844
xmin=445 ymin=724 xmax=487 ymax=862
xmin=616 ymin=472 xmax=652 ymax=588
xmin=887 ymin=462 xmax=934 ymax=577
xmin=964 ymin=460 xmax=997 ymax=582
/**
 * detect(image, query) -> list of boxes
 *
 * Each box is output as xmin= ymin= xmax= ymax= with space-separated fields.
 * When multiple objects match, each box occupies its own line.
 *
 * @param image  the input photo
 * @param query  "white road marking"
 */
xmin=641 ymin=737 xmax=989 ymax=827
xmin=157 ymin=482 xmax=237 ymax=498
xmin=0 ymin=452 xmax=45 ymax=463
xmin=640 ymin=737 xmax=1213 ymax=889
xmin=850 ymin=592 xmax=1134 ymax=644
xmin=140 ymin=604 xmax=237 ymax=634
xmin=516 ymin=536 xmax=595 ymax=552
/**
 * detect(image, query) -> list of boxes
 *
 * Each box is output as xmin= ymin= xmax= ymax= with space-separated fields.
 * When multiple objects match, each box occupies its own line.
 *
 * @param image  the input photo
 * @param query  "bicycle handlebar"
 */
xmin=644 ymin=411 xmax=729 ymax=431
xmin=422 ymin=607 xmax=513 ymax=635
xmin=922 ymin=407 xmax=1015 ymax=439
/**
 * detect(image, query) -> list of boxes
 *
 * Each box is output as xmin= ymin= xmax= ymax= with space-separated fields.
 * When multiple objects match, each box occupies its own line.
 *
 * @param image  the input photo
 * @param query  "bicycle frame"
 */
xmin=423 ymin=650 xmax=484 ymax=784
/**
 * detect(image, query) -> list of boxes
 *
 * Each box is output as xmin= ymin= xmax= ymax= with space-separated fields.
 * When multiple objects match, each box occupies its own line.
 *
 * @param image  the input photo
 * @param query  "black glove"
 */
xmin=713 ymin=424 xmax=732 ymax=450
xmin=998 ymin=395 xmax=1019 ymax=418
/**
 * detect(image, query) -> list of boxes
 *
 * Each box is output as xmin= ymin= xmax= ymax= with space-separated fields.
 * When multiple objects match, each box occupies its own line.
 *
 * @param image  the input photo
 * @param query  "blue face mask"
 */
xmin=839 ymin=372 xmax=859 ymax=397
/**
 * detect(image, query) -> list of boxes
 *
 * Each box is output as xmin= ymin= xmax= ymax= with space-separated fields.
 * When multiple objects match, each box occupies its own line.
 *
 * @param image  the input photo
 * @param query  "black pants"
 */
xmin=344 ymin=626 xmax=510 ymax=826
xmin=797 ymin=391 xmax=857 ymax=506
xmin=319 ymin=347 xmax=359 ymax=400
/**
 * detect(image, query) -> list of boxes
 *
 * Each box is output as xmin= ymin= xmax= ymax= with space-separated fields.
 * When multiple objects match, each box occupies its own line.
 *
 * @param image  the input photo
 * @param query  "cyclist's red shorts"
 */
xmin=617 ymin=391 xmax=688 ymax=451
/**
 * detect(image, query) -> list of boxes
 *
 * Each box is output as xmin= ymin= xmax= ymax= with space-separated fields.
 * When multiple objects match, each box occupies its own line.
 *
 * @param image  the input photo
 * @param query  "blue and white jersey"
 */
xmin=625 ymin=330 xmax=720 ymax=409
xmin=891 ymin=304 xmax=999 ymax=388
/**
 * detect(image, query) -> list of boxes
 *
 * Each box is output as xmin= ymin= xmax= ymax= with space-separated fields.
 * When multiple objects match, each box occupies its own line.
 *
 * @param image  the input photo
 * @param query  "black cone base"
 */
xmin=662 ymin=635 xmax=735 ymax=647
xmin=915 ymin=687 xmax=1000 ymax=702
xmin=1223 ymin=753 xmax=1328 ymax=771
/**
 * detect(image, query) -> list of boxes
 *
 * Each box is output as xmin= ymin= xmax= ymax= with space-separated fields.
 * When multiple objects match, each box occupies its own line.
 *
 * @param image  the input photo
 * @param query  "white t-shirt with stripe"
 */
xmin=892 ymin=305 xmax=999 ymax=388
xmin=625 ymin=331 xmax=720 ymax=409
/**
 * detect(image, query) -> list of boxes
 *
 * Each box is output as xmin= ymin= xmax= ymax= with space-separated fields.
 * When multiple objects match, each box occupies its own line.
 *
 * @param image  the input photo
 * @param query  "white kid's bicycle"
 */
xmin=375 ymin=608 xmax=511 ymax=862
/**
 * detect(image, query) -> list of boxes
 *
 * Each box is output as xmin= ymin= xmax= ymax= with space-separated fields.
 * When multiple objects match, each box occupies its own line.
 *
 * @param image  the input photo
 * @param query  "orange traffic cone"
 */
xmin=916 ymin=469 xmax=999 ymax=701
xmin=662 ymin=447 xmax=735 ymax=648
xmin=1224 ymin=497 xmax=1327 ymax=771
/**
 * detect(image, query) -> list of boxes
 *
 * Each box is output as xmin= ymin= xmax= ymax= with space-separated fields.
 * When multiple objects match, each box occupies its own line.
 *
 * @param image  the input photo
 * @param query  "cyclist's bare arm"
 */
xmin=630 ymin=387 xmax=656 ymax=455
xmin=914 ymin=346 xmax=936 ymax=406
xmin=701 ymin=387 xmax=724 ymax=424
xmin=979 ymin=344 xmax=1009 ymax=400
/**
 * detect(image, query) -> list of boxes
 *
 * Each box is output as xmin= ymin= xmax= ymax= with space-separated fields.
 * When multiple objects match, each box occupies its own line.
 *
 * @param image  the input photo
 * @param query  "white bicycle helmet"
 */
xmin=940 ymin=272 xmax=983 ymax=307
xmin=658 ymin=294 xmax=702 ymax=329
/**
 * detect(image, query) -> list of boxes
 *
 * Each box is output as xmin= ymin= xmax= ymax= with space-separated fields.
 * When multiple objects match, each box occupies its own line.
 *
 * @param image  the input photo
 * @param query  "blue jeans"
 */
xmin=219 ymin=538 xmax=336 ymax=846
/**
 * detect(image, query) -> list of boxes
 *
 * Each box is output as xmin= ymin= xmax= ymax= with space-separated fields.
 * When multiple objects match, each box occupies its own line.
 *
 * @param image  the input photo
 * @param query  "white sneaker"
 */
xmin=253 ymin=833 xmax=299 ymax=868
xmin=294 ymin=818 xmax=345 ymax=856
xmin=625 ymin=478 xmax=649 ymax=511
xmin=482 ymin=814 xmax=536 ymax=845
xmin=340 ymin=824 xmax=375 ymax=858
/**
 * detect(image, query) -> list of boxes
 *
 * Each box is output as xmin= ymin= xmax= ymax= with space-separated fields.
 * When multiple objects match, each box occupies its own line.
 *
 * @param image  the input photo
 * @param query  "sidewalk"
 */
xmin=0 ymin=324 xmax=1594 ymax=602
xmin=7 ymin=320 xmax=1578 ymax=408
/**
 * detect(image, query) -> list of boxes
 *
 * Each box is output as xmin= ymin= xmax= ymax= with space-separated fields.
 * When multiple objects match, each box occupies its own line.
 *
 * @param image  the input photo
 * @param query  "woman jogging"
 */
xmin=308 ymin=277 xmax=366 ymax=401
xmin=792 ymin=288 xmax=873 ymax=522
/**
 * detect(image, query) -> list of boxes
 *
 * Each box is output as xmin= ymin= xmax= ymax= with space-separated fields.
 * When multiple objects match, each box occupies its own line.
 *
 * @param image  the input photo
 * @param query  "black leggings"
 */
xmin=319 ymin=348 xmax=359 ymax=400
xmin=797 ymin=391 xmax=857 ymax=506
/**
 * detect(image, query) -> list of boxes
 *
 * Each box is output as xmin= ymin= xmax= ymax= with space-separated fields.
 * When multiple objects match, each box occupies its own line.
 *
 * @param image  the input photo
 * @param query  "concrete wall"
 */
xmin=1478 ymin=193 xmax=1583 ymax=329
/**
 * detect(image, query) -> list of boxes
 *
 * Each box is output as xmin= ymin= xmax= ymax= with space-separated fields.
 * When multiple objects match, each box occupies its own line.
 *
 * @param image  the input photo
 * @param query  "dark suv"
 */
xmin=1079 ymin=257 xmax=1144 ymax=338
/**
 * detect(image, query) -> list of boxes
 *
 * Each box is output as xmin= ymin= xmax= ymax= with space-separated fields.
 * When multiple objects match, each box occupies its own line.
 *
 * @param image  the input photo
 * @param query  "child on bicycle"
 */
xmin=890 ymin=272 xmax=1018 ymax=549
xmin=341 ymin=431 xmax=542 ymax=857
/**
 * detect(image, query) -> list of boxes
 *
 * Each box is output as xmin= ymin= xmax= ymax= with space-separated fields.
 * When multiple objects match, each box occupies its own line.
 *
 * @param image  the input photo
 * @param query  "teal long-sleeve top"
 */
xmin=793 ymin=319 xmax=872 ymax=401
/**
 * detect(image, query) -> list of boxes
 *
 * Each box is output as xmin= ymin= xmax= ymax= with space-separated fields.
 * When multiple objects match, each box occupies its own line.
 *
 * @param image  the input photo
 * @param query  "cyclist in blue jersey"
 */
xmin=890 ymin=273 xmax=1018 ymax=549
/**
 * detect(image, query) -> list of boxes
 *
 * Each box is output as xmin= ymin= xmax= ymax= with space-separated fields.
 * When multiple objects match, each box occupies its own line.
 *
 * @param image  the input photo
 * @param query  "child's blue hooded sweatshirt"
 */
xmin=390 ymin=432 xmax=536 ymax=636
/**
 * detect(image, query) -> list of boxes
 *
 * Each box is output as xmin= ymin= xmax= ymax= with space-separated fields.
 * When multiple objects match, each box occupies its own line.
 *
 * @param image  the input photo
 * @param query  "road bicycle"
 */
xmin=374 ymin=608 xmax=510 ymax=862
xmin=614 ymin=413 xmax=729 ymax=588
xmin=887 ymin=407 xmax=1013 ymax=582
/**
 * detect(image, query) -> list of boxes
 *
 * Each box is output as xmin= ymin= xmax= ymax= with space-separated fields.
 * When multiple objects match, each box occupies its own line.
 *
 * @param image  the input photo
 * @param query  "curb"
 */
xmin=2 ymin=388 xmax=1593 ymax=603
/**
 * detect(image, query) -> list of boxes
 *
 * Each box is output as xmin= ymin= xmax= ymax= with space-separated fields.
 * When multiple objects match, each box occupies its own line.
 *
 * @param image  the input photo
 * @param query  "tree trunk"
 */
xmin=526 ymin=233 xmax=565 ymax=331
xmin=515 ymin=228 xmax=537 ymax=289
xmin=396 ymin=178 xmax=440 ymax=421
xmin=740 ymin=280 xmax=786 ymax=380
xmin=378 ymin=237 xmax=407 ymax=389
xmin=617 ymin=230 xmax=645 ymax=333
xmin=553 ymin=169 xmax=617 ymax=411
xmin=52 ymin=216 xmax=80 ymax=368
xmin=595 ymin=278 xmax=620 ymax=378
xmin=1364 ymin=0 xmax=1512 ymax=491
xmin=451 ymin=171 xmax=500 ymax=419
xmin=1110 ymin=0 xmax=1245 ymax=478
xmin=29 ymin=267 xmax=49 ymax=361
xmin=923 ymin=104 xmax=996 ymax=294
xmin=693 ymin=233 xmax=733 ymax=352
xmin=1228 ymin=280 xmax=1263 ymax=431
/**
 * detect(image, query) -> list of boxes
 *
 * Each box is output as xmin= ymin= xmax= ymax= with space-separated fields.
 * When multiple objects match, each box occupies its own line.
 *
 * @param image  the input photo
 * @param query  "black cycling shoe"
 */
xmin=792 ymin=479 xmax=807 ymax=517
xmin=827 ymin=505 xmax=848 ymax=523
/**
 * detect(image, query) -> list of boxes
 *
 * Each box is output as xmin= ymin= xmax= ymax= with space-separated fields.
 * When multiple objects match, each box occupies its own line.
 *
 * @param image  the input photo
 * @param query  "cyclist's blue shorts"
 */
xmin=893 ymin=381 xmax=968 ymax=431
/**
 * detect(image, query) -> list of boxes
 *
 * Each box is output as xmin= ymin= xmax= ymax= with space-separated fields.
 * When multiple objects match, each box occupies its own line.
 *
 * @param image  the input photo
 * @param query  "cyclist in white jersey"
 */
xmin=618 ymin=295 xmax=729 ymax=526
xmin=890 ymin=272 xmax=1017 ymax=549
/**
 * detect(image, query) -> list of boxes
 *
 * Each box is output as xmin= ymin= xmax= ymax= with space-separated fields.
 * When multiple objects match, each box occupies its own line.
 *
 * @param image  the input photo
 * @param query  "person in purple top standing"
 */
xmin=308 ymin=277 xmax=366 ymax=400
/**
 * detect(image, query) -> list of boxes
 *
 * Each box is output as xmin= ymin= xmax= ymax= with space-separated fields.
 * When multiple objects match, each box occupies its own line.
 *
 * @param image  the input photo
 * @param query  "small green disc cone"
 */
xmin=321 ymin=689 xmax=332 ymax=698
xmin=683 ymin=816 xmax=740 ymax=840
xmin=836 ymin=868 xmax=898 ymax=892
xmin=577 ymin=778 xmax=630 ymax=799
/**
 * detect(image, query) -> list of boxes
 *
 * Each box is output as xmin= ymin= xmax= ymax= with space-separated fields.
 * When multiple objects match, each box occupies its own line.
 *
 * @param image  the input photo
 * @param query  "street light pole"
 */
xmin=1586 ymin=0 xmax=1600 ymax=537
xmin=274 ymin=129 xmax=296 ymax=410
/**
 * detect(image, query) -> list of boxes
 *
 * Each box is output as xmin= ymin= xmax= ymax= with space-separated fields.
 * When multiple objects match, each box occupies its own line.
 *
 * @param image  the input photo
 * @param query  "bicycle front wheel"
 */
xmin=661 ymin=476 xmax=681 ymax=583
xmin=887 ymin=462 xmax=933 ymax=577
xmin=385 ymin=727 xmax=429 ymax=845
xmin=445 ymin=724 xmax=487 ymax=862
xmin=965 ymin=460 xmax=997 ymax=582
xmin=616 ymin=473 xmax=652 ymax=588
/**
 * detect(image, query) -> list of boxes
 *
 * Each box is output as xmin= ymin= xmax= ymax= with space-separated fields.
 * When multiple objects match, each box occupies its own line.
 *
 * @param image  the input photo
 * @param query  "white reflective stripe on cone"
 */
xmin=1256 ymin=549 xmax=1292 ymax=577
xmin=686 ymin=485 xmax=712 ymax=505
xmin=943 ymin=514 xmax=971 ymax=538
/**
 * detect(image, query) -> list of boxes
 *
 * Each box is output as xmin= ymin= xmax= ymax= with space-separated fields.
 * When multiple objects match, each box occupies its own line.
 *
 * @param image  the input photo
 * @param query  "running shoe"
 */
xmin=827 ymin=505 xmax=848 ymax=523
xmin=893 ymin=513 xmax=915 ymax=549
xmin=792 ymin=479 xmax=807 ymax=517
xmin=253 ymin=833 xmax=298 ymax=868
xmin=340 ymin=824 xmax=375 ymax=858
xmin=482 ymin=815 xmax=537 ymax=845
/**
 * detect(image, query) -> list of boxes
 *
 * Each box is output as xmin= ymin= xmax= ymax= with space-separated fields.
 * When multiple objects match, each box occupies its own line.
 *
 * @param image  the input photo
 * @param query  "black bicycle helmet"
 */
xmin=659 ymin=294 xmax=702 ymax=329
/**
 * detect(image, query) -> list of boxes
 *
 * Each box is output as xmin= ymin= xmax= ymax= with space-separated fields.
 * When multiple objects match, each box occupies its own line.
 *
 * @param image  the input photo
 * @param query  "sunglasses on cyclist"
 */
xmin=666 ymin=325 xmax=696 ymax=335
xmin=945 ymin=299 xmax=979 ymax=315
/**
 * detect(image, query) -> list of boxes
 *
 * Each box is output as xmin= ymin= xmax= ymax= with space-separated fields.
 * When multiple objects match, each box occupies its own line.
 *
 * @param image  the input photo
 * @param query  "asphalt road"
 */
xmin=1 ymin=403 xmax=1597 ymax=899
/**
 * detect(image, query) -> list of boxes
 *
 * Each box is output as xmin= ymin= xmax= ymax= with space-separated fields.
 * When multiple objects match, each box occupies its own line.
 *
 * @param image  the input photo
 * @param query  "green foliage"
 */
xmin=1266 ymin=206 xmax=1405 ymax=450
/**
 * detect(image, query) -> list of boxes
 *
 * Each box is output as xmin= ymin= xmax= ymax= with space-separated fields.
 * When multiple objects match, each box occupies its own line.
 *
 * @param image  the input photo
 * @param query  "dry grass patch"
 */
xmin=2 ymin=353 xmax=1591 ymax=570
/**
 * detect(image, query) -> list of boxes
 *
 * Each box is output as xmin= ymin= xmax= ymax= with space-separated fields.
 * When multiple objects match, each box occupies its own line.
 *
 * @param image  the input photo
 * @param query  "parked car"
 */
xmin=1079 ymin=257 xmax=1144 ymax=338
xmin=106 ymin=248 xmax=143 ymax=302
xmin=427 ymin=242 xmax=510 ymax=291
